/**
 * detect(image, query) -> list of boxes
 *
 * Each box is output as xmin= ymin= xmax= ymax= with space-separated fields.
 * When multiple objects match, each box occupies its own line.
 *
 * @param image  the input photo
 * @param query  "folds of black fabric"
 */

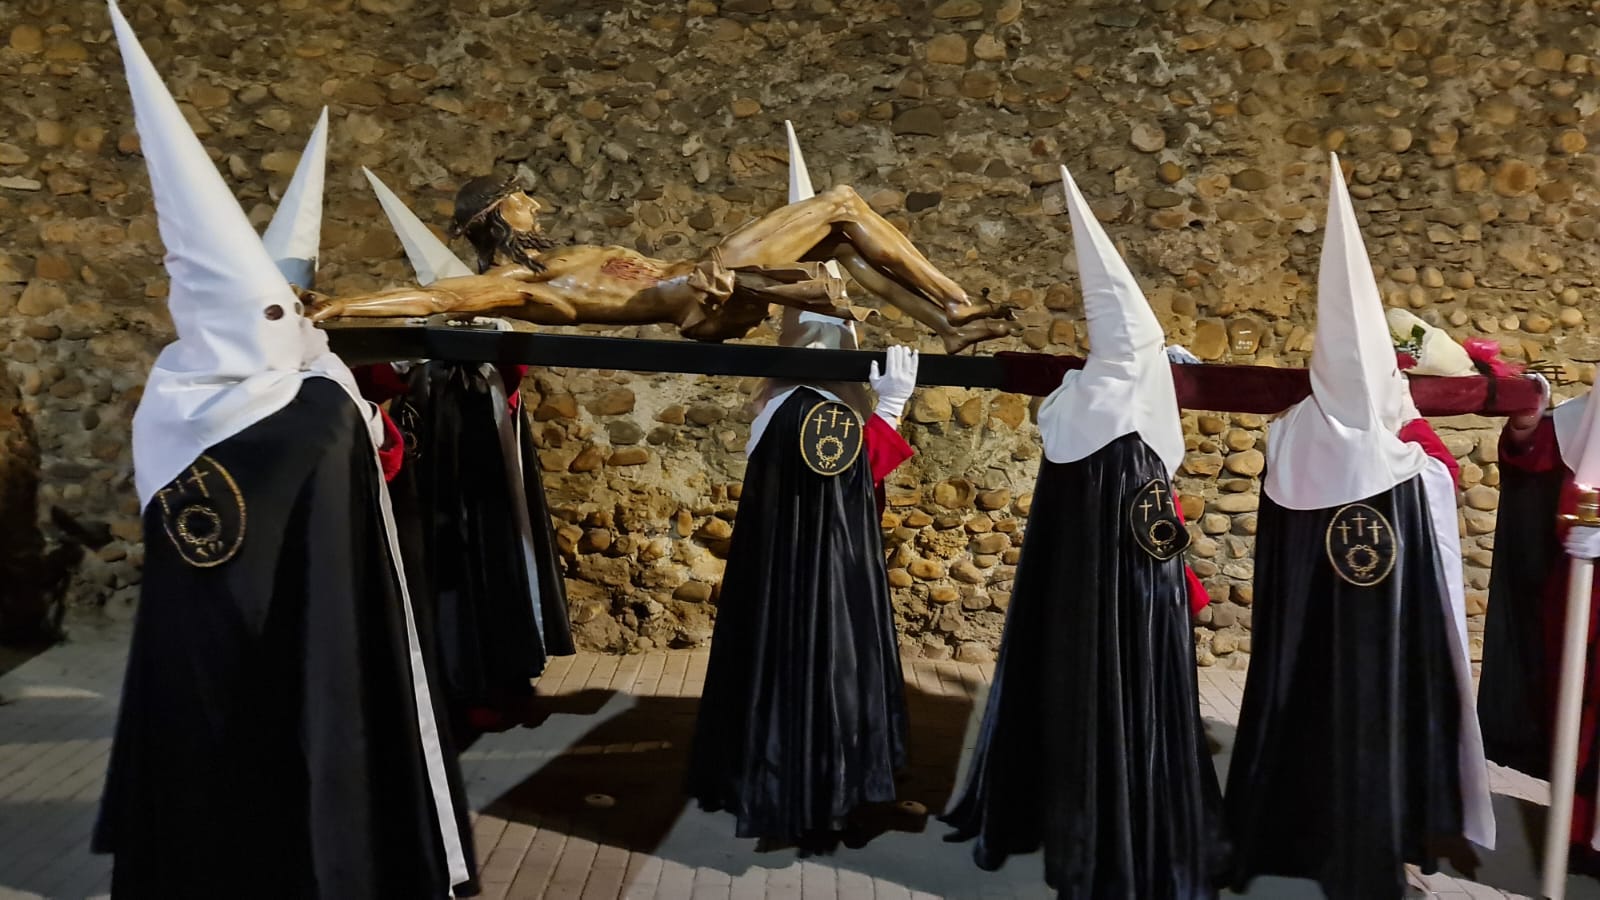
xmin=1224 ymin=475 xmax=1464 ymax=900
xmin=685 ymin=387 xmax=908 ymax=843
xmin=518 ymin=399 xmax=576 ymax=658
xmin=93 ymin=378 xmax=475 ymax=899
xmin=940 ymin=433 xmax=1225 ymax=899
xmin=1477 ymin=462 xmax=1565 ymax=778
xmin=391 ymin=362 xmax=573 ymax=731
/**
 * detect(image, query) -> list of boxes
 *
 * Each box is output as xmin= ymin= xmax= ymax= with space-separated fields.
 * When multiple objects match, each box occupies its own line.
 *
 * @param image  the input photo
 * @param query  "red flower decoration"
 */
xmin=1463 ymin=338 xmax=1522 ymax=377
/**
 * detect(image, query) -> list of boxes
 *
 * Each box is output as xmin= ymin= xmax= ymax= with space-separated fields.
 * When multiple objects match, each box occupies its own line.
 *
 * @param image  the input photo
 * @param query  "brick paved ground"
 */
xmin=0 ymin=621 xmax=1594 ymax=899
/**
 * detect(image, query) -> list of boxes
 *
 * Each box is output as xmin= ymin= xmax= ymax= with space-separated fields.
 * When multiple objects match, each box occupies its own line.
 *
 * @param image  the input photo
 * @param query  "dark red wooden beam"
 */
xmin=993 ymin=352 xmax=1542 ymax=417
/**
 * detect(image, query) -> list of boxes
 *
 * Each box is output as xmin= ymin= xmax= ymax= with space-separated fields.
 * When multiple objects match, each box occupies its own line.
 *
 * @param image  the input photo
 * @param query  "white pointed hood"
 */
xmin=1036 ymin=165 xmax=1184 ymax=476
xmin=1553 ymin=393 xmax=1600 ymax=483
xmin=364 ymin=167 xmax=475 ymax=284
xmin=260 ymin=107 xmax=328 ymax=290
xmin=113 ymin=0 xmax=374 ymax=508
xmin=1264 ymin=155 xmax=1429 ymax=509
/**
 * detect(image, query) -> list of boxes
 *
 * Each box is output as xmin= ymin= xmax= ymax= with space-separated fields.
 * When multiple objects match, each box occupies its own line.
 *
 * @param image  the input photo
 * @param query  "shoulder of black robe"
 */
xmin=396 ymin=361 xmax=566 ymax=725
xmin=94 ymin=377 xmax=477 ymax=899
xmin=1478 ymin=462 xmax=1566 ymax=777
xmin=1224 ymin=474 xmax=1463 ymax=900
xmin=939 ymin=432 xmax=1225 ymax=898
xmin=686 ymin=386 xmax=908 ymax=844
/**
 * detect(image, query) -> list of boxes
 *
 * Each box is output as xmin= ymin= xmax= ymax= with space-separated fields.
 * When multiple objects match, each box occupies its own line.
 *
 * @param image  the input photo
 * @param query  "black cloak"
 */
xmin=94 ymin=377 xmax=477 ymax=899
xmin=940 ymin=433 xmax=1225 ymax=898
xmin=1477 ymin=459 xmax=1566 ymax=778
xmin=1224 ymin=474 xmax=1464 ymax=900
xmin=685 ymin=386 xmax=908 ymax=843
xmin=390 ymin=361 xmax=573 ymax=736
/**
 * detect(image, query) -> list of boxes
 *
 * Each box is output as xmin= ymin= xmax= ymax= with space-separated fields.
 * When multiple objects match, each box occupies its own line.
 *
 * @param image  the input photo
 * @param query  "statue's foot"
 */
xmin=941 ymin=318 xmax=1012 ymax=354
xmin=945 ymin=298 xmax=1009 ymax=326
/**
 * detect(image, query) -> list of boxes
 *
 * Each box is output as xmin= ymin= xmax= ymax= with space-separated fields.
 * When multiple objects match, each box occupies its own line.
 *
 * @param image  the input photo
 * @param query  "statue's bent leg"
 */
xmin=714 ymin=186 xmax=1000 ymax=326
xmin=836 ymin=248 xmax=1008 ymax=354
xmin=822 ymin=186 xmax=1003 ymax=325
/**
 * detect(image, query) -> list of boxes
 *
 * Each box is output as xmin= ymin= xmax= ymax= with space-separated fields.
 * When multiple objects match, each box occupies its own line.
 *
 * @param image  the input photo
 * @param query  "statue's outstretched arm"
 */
xmin=306 ymin=270 xmax=577 ymax=323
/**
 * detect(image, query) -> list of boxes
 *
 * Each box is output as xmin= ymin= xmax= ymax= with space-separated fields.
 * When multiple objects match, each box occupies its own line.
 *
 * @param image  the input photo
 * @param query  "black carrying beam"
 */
xmin=326 ymin=326 xmax=1010 ymax=388
xmin=325 ymin=325 xmax=1543 ymax=416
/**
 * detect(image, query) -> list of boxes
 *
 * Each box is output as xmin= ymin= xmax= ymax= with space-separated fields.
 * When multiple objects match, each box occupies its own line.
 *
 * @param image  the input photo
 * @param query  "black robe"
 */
xmin=391 ymin=361 xmax=573 ymax=737
xmin=1477 ymin=459 xmax=1565 ymax=778
xmin=685 ymin=387 xmax=908 ymax=843
xmin=1224 ymin=475 xmax=1464 ymax=900
xmin=940 ymin=434 xmax=1224 ymax=898
xmin=94 ymin=377 xmax=477 ymax=899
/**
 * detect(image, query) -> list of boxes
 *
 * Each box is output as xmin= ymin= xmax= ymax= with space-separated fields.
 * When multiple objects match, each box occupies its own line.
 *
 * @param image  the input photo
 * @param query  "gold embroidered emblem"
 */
xmin=1129 ymin=478 xmax=1191 ymax=561
xmin=395 ymin=400 xmax=422 ymax=462
xmin=1325 ymin=502 xmax=1397 ymax=587
xmin=155 ymin=455 xmax=246 ymax=568
xmin=799 ymin=400 xmax=864 ymax=477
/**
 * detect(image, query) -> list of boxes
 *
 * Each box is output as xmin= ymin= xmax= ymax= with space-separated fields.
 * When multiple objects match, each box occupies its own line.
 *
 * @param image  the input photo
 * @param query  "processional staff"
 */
xmin=1546 ymin=483 xmax=1600 ymax=900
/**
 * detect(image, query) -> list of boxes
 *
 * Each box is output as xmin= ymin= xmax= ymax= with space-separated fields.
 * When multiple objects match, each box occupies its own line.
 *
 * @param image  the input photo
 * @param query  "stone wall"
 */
xmin=5 ymin=0 xmax=1600 ymax=663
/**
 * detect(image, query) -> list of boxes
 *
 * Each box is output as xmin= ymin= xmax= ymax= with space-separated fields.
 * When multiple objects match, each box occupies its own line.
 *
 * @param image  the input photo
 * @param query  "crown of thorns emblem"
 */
xmin=1344 ymin=544 xmax=1381 ymax=580
xmin=813 ymin=435 xmax=846 ymax=470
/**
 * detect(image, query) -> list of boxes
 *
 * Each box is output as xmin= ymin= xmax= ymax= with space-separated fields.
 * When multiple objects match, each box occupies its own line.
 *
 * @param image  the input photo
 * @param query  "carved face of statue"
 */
xmin=497 ymin=191 xmax=543 ymax=234
xmin=454 ymin=180 xmax=557 ymax=275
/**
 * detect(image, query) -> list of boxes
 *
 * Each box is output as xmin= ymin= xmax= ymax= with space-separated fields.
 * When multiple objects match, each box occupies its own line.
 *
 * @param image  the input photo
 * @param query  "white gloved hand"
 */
xmin=1527 ymin=371 xmax=1552 ymax=411
xmin=1166 ymin=345 xmax=1202 ymax=365
xmin=870 ymin=345 xmax=919 ymax=423
xmin=1566 ymin=525 xmax=1600 ymax=560
xmin=1508 ymin=371 xmax=1552 ymax=433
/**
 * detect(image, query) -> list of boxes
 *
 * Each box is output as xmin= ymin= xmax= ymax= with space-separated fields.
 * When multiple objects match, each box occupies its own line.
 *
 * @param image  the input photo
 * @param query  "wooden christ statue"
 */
xmin=306 ymin=175 xmax=1011 ymax=353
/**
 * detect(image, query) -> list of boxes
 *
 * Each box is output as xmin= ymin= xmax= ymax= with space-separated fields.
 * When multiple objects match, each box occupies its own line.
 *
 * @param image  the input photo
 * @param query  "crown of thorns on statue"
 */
xmin=449 ymin=173 xmax=523 ymax=238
